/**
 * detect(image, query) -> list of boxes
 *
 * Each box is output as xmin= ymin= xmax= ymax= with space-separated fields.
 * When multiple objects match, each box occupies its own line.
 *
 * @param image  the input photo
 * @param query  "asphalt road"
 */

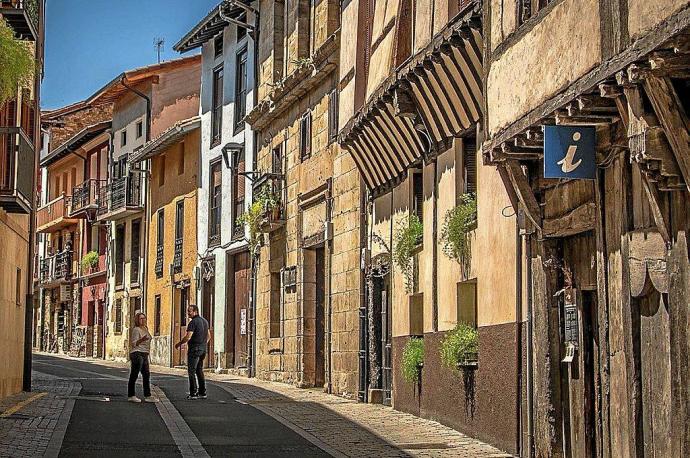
xmin=33 ymin=354 xmax=329 ymax=457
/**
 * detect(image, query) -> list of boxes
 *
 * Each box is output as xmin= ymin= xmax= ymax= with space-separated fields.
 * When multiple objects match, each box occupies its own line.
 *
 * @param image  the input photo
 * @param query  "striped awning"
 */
xmin=339 ymin=11 xmax=482 ymax=195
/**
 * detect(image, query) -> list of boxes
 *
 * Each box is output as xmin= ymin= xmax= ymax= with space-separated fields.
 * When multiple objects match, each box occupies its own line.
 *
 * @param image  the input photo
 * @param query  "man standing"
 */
xmin=174 ymin=305 xmax=211 ymax=399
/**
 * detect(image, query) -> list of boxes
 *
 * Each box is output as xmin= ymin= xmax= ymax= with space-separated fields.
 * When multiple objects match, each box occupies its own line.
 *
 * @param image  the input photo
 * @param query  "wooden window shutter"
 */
xmin=236 ymin=150 xmax=245 ymax=198
xmin=464 ymin=139 xmax=477 ymax=195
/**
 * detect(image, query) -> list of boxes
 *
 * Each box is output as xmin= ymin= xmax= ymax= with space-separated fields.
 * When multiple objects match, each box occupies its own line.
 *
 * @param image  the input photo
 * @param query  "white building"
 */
xmin=175 ymin=1 xmax=257 ymax=372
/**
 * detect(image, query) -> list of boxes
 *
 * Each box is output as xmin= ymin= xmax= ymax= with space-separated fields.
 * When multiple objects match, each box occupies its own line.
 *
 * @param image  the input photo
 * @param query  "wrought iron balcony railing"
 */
xmin=70 ymin=179 xmax=105 ymax=216
xmin=0 ymin=127 xmax=34 ymax=214
xmin=155 ymin=244 xmax=164 ymax=278
xmin=97 ymin=172 xmax=143 ymax=219
xmin=0 ymin=0 xmax=39 ymax=40
xmin=173 ymin=238 xmax=183 ymax=273
xmin=39 ymin=250 xmax=73 ymax=285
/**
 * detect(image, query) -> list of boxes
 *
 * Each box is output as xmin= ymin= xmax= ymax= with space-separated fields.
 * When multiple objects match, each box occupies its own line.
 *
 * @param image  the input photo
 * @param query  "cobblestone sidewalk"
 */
xmin=53 ymin=354 xmax=512 ymax=457
xmin=0 ymin=372 xmax=79 ymax=458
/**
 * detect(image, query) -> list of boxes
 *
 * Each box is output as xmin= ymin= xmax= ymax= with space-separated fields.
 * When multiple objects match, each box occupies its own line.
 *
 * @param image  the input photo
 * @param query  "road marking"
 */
xmin=0 ymin=392 xmax=47 ymax=418
xmin=216 ymin=383 xmax=345 ymax=458
xmin=152 ymin=386 xmax=210 ymax=458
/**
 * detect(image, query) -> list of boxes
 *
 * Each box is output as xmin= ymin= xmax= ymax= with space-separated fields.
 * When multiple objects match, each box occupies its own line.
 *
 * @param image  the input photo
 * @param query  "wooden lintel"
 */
xmin=505 ymin=159 xmax=542 ymax=229
xmin=543 ymin=201 xmax=596 ymax=238
xmin=640 ymin=171 xmax=672 ymax=244
xmin=643 ymin=75 xmax=690 ymax=193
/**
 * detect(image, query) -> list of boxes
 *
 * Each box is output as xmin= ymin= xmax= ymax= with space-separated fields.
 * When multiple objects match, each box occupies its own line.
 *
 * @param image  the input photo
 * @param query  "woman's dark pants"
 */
xmin=128 ymin=351 xmax=151 ymax=398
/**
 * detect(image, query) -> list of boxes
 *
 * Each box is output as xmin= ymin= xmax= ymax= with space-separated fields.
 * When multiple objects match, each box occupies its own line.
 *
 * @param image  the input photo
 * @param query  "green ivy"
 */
xmin=440 ymin=322 xmax=479 ymax=370
xmin=393 ymin=214 xmax=423 ymax=293
xmin=440 ymin=193 xmax=477 ymax=272
xmin=0 ymin=19 xmax=35 ymax=105
xmin=401 ymin=337 xmax=424 ymax=383
xmin=81 ymin=251 xmax=99 ymax=273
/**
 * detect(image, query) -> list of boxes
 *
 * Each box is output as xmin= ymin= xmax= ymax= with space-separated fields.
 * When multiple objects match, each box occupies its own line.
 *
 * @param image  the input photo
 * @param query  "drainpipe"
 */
xmin=515 ymin=217 xmax=524 ymax=456
xmin=432 ymin=158 xmax=438 ymax=332
xmin=525 ymin=224 xmax=534 ymax=457
xmin=120 ymin=76 xmax=152 ymax=316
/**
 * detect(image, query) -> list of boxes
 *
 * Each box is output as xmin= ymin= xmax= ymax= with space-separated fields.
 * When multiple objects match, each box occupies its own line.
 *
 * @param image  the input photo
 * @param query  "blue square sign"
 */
xmin=543 ymin=125 xmax=596 ymax=180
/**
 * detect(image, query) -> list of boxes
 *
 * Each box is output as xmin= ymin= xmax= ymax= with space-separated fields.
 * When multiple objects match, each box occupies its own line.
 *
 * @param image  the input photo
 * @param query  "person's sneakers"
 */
xmin=144 ymin=396 xmax=159 ymax=403
xmin=128 ymin=396 xmax=142 ymax=403
xmin=198 ymin=393 xmax=208 ymax=399
xmin=186 ymin=394 xmax=199 ymax=400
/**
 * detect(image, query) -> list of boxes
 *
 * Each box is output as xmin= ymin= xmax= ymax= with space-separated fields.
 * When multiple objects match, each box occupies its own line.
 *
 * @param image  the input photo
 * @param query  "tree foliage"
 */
xmin=0 ymin=20 xmax=35 ymax=105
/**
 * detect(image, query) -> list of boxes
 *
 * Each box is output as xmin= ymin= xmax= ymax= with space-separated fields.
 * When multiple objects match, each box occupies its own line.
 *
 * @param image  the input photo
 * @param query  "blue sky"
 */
xmin=42 ymin=0 xmax=219 ymax=109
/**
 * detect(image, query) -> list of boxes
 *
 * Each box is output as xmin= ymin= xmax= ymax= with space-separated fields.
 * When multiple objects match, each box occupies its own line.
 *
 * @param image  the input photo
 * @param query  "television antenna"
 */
xmin=154 ymin=37 xmax=165 ymax=63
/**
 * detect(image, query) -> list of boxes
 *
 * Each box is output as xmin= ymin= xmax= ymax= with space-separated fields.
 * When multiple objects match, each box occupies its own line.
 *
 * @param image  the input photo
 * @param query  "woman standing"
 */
xmin=128 ymin=312 xmax=157 ymax=403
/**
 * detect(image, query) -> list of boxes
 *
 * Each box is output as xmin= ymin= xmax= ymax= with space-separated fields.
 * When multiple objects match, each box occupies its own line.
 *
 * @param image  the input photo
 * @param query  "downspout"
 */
xmin=432 ymin=158 xmax=438 ymax=332
xmin=515 ymin=216 xmax=523 ymax=456
xmin=120 ymin=76 xmax=152 ymax=317
xmin=525 ymin=223 xmax=534 ymax=457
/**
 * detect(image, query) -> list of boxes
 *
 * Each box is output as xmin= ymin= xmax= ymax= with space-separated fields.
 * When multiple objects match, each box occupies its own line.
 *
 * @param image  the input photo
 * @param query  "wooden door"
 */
xmin=233 ymin=252 xmax=250 ymax=367
xmin=315 ymin=248 xmax=326 ymax=388
xmin=173 ymin=286 xmax=189 ymax=367
xmin=202 ymin=275 xmax=215 ymax=368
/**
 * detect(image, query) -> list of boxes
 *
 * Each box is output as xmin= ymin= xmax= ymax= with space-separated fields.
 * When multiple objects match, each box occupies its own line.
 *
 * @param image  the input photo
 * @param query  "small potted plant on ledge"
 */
xmin=402 ymin=337 xmax=425 ymax=385
xmin=440 ymin=322 xmax=479 ymax=370
xmin=80 ymin=251 xmax=99 ymax=276
xmin=393 ymin=214 xmax=423 ymax=293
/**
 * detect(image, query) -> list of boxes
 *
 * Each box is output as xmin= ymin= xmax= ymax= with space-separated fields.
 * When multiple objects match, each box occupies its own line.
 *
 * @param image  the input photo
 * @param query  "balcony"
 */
xmin=173 ymin=238 xmax=183 ymax=273
xmin=70 ymin=179 xmax=105 ymax=217
xmin=0 ymin=127 xmax=34 ymax=214
xmin=39 ymin=250 xmax=73 ymax=287
xmin=253 ymin=172 xmax=286 ymax=233
xmin=97 ymin=173 xmax=144 ymax=221
xmin=79 ymin=252 xmax=106 ymax=281
xmin=155 ymin=244 xmax=164 ymax=278
xmin=0 ymin=0 xmax=39 ymax=40
xmin=37 ymin=195 xmax=78 ymax=233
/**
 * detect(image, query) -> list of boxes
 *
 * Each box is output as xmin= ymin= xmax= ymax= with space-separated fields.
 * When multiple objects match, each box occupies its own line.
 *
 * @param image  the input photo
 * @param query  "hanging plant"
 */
xmin=393 ymin=214 xmax=423 ymax=293
xmin=440 ymin=193 xmax=477 ymax=273
xmin=440 ymin=322 xmax=479 ymax=370
xmin=0 ymin=19 xmax=35 ymax=105
xmin=81 ymin=251 xmax=99 ymax=274
xmin=237 ymin=201 xmax=265 ymax=256
xmin=401 ymin=337 xmax=424 ymax=383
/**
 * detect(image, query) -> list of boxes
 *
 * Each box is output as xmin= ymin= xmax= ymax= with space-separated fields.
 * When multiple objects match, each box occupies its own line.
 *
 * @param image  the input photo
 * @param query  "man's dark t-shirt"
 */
xmin=186 ymin=315 xmax=209 ymax=353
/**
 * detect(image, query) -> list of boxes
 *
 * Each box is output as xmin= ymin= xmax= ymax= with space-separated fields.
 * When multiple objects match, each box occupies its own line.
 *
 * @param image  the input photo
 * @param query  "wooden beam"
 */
xmin=643 ymin=75 xmax=690 ymax=193
xmin=640 ymin=171 xmax=672 ymax=244
xmin=505 ymin=159 xmax=542 ymax=229
xmin=543 ymin=201 xmax=596 ymax=238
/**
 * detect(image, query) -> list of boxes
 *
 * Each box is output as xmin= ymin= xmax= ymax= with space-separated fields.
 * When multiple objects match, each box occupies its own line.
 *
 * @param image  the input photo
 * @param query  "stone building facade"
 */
xmin=483 ymin=0 xmax=690 ymax=456
xmin=245 ymin=0 xmax=362 ymax=396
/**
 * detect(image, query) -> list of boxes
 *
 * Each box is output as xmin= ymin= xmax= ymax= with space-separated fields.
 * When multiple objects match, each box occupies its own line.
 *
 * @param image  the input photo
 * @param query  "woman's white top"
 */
xmin=130 ymin=326 xmax=152 ymax=353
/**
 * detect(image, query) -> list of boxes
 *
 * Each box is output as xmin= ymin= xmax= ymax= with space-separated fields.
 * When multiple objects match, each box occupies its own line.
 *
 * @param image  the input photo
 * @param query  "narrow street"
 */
xmin=0 ymin=354 xmax=511 ymax=457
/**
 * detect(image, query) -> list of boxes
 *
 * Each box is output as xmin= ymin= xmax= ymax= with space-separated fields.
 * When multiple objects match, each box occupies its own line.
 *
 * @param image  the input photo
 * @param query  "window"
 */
xmin=156 ymin=209 xmax=164 ymax=278
xmin=457 ymin=280 xmax=477 ymax=328
xmin=121 ymin=130 xmax=127 ymax=147
xmin=412 ymin=171 xmax=423 ymax=222
xmin=136 ymin=121 xmax=143 ymax=139
xmin=463 ymin=138 xmax=477 ymax=195
xmin=209 ymin=159 xmax=222 ymax=246
xmin=272 ymin=145 xmax=283 ymax=175
xmin=232 ymin=149 xmax=245 ymax=238
xmin=234 ymin=47 xmax=248 ymax=133
xmin=519 ymin=0 xmax=554 ymax=25
xmin=15 ymin=268 xmax=21 ymax=307
xmin=114 ymin=299 xmax=123 ymax=334
xmin=158 ymin=155 xmax=166 ymax=187
xmin=131 ymin=219 xmax=141 ymax=284
xmin=299 ymin=111 xmax=312 ymax=161
xmin=154 ymin=295 xmax=161 ymax=336
xmin=211 ymin=65 xmax=224 ymax=146
xmin=214 ymin=33 xmax=223 ymax=59
xmin=328 ymin=89 xmax=339 ymax=144
xmin=178 ymin=142 xmax=185 ymax=175
xmin=115 ymin=224 xmax=125 ymax=287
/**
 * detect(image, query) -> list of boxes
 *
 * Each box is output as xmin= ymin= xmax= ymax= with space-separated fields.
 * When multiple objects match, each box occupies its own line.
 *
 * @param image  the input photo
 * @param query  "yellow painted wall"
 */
xmin=0 ymin=210 xmax=29 ymax=399
xmin=145 ymin=129 xmax=200 ymax=357
xmin=628 ymin=0 xmax=689 ymax=39
xmin=486 ymin=0 xmax=601 ymax=135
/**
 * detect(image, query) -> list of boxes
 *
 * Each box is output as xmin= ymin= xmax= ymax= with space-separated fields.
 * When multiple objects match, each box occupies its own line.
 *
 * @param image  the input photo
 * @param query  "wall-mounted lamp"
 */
xmin=221 ymin=142 xmax=244 ymax=169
